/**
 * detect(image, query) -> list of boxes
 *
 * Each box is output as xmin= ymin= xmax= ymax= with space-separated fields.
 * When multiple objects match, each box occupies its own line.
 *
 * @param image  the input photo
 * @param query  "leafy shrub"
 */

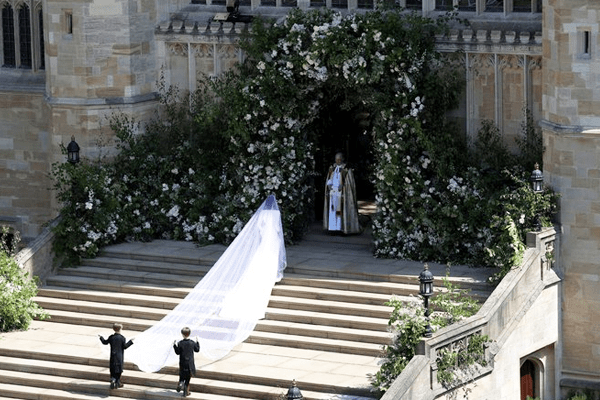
xmin=371 ymin=271 xmax=485 ymax=395
xmin=0 ymin=228 xmax=49 ymax=332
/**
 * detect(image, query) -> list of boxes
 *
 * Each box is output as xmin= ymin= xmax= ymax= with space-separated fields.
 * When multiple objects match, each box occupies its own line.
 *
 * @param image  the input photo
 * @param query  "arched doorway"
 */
xmin=520 ymin=359 xmax=536 ymax=400
xmin=311 ymin=103 xmax=375 ymax=220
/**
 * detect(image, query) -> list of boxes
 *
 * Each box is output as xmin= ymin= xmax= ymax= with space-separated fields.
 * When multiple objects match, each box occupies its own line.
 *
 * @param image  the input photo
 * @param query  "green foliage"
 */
xmin=371 ymin=273 xmax=484 ymax=396
xmin=0 ymin=228 xmax=49 ymax=332
xmin=515 ymin=108 xmax=545 ymax=171
xmin=431 ymin=272 xmax=480 ymax=327
xmin=473 ymin=120 xmax=513 ymax=171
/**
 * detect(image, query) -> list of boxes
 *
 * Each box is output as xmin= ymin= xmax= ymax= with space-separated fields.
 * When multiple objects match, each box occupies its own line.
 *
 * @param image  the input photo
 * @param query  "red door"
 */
xmin=520 ymin=360 xmax=536 ymax=400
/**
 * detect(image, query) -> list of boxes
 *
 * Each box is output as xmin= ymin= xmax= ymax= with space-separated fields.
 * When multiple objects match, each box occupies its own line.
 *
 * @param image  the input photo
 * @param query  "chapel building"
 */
xmin=0 ymin=0 xmax=599 ymax=397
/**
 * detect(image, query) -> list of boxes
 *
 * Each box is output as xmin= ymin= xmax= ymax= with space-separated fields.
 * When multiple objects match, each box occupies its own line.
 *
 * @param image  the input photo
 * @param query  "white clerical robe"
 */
xmin=323 ymin=163 xmax=361 ymax=234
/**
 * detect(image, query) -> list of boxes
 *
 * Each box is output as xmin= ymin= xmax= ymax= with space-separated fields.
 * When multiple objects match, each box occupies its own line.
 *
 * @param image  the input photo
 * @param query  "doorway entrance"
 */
xmin=520 ymin=359 xmax=536 ymax=400
xmin=312 ymin=104 xmax=375 ymax=220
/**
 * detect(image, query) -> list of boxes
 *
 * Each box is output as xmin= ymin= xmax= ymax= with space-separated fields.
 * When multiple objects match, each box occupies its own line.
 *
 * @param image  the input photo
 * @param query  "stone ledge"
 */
xmin=540 ymin=119 xmax=600 ymax=136
xmin=45 ymin=92 xmax=159 ymax=106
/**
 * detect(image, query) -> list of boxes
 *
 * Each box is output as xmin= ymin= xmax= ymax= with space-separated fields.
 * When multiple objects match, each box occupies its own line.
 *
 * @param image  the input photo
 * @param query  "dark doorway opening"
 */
xmin=311 ymin=103 xmax=375 ymax=220
xmin=520 ymin=359 xmax=536 ymax=400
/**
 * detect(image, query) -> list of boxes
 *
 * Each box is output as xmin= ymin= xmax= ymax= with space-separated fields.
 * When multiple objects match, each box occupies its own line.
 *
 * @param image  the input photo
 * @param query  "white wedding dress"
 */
xmin=125 ymin=195 xmax=286 ymax=372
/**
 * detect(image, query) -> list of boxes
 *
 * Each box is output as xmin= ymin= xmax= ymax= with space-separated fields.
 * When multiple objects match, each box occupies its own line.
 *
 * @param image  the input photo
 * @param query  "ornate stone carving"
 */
xmin=167 ymin=42 xmax=188 ymax=57
xmin=192 ymin=43 xmax=213 ymax=58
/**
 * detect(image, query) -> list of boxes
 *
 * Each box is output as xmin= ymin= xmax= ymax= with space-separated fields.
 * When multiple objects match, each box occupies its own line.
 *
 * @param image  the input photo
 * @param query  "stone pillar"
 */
xmin=541 ymin=0 xmax=600 ymax=396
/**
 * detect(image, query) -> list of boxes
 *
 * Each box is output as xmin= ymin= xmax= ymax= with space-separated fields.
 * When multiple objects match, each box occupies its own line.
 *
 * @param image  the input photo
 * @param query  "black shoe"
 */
xmin=118 ymin=381 xmax=124 ymax=388
xmin=177 ymin=381 xmax=184 ymax=393
xmin=110 ymin=379 xmax=116 ymax=389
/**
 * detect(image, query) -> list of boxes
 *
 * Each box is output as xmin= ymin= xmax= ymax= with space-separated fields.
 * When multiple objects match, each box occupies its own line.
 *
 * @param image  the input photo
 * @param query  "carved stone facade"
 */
xmin=1 ymin=2 xmax=600 ymax=396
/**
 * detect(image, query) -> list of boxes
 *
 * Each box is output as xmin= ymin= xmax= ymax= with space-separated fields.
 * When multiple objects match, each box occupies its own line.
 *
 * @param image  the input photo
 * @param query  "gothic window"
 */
xmin=19 ymin=4 xmax=31 ymax=69
xmin=435 ymin=0 xmax=452 ymax=10
xmin=331 ymin=0 xmax=347 ymax=8
xmin=485 ymin=0 xmax=503 ymax=12
xmin=1 ymin=3 xmax=44 ymax=71
xmin=38 ymin=8 xmax=44 ymax=69
xmin=513 ymin=0 xmax=531 ymax=12
xmin=405 ymin=0 xmax=421 ymax=10
xmin=310 ymin=0 xmax=326 ymax=7
xmin=357 ymin=0 xmax=374 ymax=9
xmin=2 ymin=3 xmax=15 ymax=68
xmin=457 ymin=0 xmax=475 ymax=11
xmin=281 ymin=0 xmax=298 ymax=7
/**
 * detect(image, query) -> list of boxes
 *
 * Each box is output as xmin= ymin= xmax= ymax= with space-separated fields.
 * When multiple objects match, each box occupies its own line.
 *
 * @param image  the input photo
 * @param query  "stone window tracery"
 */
xmin=18 ymin=3 xmax=31 ymax=68
xmin=0 ymin=1 xmax=44 ymax=71
xmin=2 ymin=3 xmax=15 ymax=67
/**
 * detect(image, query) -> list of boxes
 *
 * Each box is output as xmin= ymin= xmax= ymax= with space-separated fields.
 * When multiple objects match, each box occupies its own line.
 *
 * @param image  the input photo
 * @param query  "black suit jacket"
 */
xmin=100 ymin=333 xmax=133 ymax=374
xmin=174 ymin=338 xmax=200 ymax=375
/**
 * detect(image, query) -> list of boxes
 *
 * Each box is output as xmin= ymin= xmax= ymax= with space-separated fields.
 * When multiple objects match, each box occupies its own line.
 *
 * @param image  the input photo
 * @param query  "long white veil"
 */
xmin=125 ymin=195 xmax=287 ymax=372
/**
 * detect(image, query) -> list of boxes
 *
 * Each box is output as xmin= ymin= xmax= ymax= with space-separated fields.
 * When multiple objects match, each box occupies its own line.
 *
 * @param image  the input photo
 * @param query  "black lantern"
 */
xmin=286 ymin=380 xmax=303 ymax=400
xmin=418 ymin=263 xmax=434 ymax=338
xmin=67 ymin=136 xmax=80 ymax=164
xmin=530 ymin=163 xmax=543 ymax=193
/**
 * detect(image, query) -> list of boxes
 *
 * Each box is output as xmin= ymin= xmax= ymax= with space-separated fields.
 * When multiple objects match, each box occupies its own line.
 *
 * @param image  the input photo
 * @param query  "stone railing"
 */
xmin=14 ymin=218 xmax=59 ymax=285
xmin=382 ymin=227 xmax=559 ymax=400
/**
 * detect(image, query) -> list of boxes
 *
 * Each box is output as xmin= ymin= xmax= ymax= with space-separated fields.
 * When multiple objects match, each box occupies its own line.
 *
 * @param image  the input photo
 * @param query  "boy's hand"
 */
xmin=195 ymin=336 xmax=199 ymax=342
xmin=173 ymin=340 xmax=177 ymax=346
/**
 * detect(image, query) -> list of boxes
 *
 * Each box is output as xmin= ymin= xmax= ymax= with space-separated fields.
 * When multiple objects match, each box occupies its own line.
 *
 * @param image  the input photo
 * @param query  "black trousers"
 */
xmin=179 ymin=371 xmax=192 ymax=388
xmin=110 ymin=367 xmax=122 ymax=383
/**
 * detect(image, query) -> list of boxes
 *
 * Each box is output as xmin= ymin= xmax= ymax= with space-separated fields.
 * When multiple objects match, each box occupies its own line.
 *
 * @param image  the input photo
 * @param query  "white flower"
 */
xmin=171 ymin=168 xmax=178 ymax=174
xmin=166 ymin=205 xmax=180 ymax=218
xmin=85 ymin=202 xmax=93 ymax=210
xmin=143 ymin=222 xmax=151 ymax=229
xmin=189 ymin=168 xmax=195 ymax=175
xmin=245 ymin=114 xmax=252 ymax=121
xmin=257 ymin=61 xmax=266 ymax=71
xmin=162 ymin=184 xmax=169 ymax=191
xmin=519 ymin=214 xmax=525 ymax=224
xmin=260 ymin=100 xmax=266 ymax=107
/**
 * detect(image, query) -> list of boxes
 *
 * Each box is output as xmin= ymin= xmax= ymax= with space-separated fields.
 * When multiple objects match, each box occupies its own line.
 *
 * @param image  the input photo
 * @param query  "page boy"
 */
xmin=173 ymin=327 xmax=200 ymax=397
xmin=99 ymin=323 xmax=134 ymax=389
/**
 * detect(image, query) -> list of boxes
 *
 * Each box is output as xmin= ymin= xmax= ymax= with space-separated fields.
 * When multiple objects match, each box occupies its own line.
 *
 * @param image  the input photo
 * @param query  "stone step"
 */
xmin=0 ymin=341 xmax=377 ymax=397
xmin=45 ymin=275 xmax=191 ymax=298
xmin=37 ymin=309 xmax=385 ymax=357
xmin=39 ymin=279 xmax=399 ymax=310
xmin=281 ymin=274 xmax=489 ymax=301
xmin=42 ymin=276 xmax=395 ymax=319
xmin=37 ymin=287 xmax=390 ymax=332
xmin=99 ymin=245 xmax=491 ymax=293
xmin=35 ymin=296 xmax=391 ymax=345
xmin=0 ymin=366 xmax=332 ymax=400
xmin=99 ymin=241 xmax=220 ymax=267
xmin=55 ymin=266 xmax=199 ymax=287
xmin=81 ymin=256 xmax=210 ymax=277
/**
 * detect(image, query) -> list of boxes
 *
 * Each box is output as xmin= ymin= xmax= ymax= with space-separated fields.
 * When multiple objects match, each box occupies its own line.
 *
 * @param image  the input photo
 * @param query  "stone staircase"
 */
xmin=0 ymin=229 xmax=492 ymax=400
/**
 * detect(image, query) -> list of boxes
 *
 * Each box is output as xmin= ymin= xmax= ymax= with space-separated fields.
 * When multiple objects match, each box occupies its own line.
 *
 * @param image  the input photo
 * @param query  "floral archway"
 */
xmin=52 ymin=8 xmax=557 ymax=276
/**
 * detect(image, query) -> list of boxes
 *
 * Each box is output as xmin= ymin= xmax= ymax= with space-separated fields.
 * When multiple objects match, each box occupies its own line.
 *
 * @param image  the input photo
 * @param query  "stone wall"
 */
xmin=0 ymin=89 xmax=52 ymax=239
xmin=541 ymin=0 xmax=600 ymax=393
xmin=45 ymin=0 xmax=158 ymax=101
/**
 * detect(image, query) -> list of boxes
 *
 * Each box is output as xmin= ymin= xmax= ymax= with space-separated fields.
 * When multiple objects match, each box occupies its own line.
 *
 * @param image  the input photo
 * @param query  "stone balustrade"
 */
xmin=382 ymin=227 xmax=559 ymax=400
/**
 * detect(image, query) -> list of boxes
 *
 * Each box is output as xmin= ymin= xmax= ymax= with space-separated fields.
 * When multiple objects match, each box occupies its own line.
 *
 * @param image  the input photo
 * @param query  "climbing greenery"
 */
xmin=50 ymin=7 xmax=557 ymax=278
xmin=371 ymin=272 xmax=487 ymax=396
xmin=0 ymin=227 xmax=49 ymax=332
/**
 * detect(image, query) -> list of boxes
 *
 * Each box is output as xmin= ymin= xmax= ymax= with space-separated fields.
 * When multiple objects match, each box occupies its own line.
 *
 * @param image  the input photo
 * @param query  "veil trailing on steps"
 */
xmin=125 ymin=195 xmax=287 ymax=372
